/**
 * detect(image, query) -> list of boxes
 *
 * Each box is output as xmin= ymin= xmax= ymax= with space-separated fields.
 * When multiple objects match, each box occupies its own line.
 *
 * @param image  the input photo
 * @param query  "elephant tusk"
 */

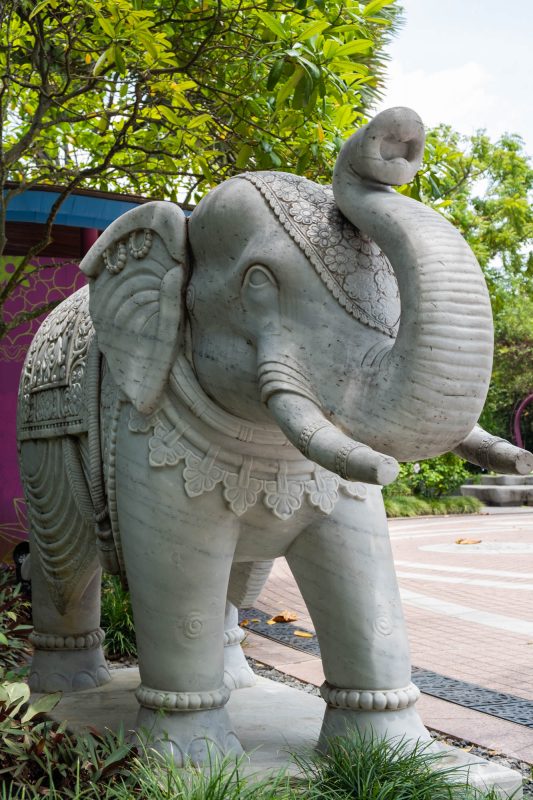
xmin=266 ymin=392 xmax=399 ymax=486
xmin=453 ymin=424 xmax=533 ymax=475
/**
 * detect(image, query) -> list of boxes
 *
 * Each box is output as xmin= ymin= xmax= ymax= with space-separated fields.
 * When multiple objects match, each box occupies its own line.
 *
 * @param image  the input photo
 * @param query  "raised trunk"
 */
xmin=333 ymin=108 xmax=493 ymax=460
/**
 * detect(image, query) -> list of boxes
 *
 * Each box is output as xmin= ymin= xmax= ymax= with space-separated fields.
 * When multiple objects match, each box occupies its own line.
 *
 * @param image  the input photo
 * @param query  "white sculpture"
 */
xmin=17 ymin=108 xmax=533 ymax=764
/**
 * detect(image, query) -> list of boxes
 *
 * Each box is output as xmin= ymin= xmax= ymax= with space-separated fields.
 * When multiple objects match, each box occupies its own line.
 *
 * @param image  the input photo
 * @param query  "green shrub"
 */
xmin=294 ymin=733 xmax=514 ymax=799
xmin=383 ymin=454 xmax=473 ymax=500
xmin=0 ymin=567 xmax=32 ymax=679
xmin=100 ymin=575 xmax=137 ymax=660
xmin=0 ymin=679 xmax=134 ymax=797
xmin=385 ymin=495 xmax=482 ymax=518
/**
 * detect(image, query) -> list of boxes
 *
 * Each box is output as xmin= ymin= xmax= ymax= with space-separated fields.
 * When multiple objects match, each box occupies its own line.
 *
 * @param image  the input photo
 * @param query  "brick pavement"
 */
xmin=244 ymin=511 xmax=533 ymax=762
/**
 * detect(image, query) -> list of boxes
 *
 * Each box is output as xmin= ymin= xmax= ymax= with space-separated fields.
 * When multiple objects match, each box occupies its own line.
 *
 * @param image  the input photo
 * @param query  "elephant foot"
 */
xmin=318 ymin=681 xmax=431 ymax=753
xmin=318 ymin=706 xmax=432 ymax=752
xmin=28 ymin=641 xmax=111 ymax=693
xmin=223 ymin=641 xmax=256 ymax=690
xmin=134 ymin=705 xmax=244 ymax=766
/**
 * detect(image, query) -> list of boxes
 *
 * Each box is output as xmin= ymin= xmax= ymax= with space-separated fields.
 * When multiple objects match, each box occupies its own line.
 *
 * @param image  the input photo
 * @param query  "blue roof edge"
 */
xmin=5 ymin=189 xmax=145 ymax=229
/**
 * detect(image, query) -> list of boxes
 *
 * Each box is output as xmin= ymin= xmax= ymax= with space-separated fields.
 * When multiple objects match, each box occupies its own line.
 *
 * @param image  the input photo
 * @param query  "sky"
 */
xmin=374 ymin=0 xmax=533 ymax=156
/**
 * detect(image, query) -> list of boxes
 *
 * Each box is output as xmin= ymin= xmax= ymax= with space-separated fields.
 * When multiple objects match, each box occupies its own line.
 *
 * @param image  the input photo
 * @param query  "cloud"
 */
xmin=375 ymin=60 xmax=499 ymax=135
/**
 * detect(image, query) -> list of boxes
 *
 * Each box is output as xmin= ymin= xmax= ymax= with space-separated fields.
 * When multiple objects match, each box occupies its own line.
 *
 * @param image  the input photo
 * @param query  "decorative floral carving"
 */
xmin=223 ymin=459 xmax=262 ymax=517
xmin=305 ymin=468 xmax=339 ymax=514
xmin=238 ymin=171 xmax=400 ymax=338
xmin=183 ymin=448 xmax=225 ymax=497
xmin=131 ymin=410 xmax=369 ymax=521
xmin=149 ymin=423 xmax=187 ymax=467
xmin=264 ymin=462 xmax=304 ymax=521
xmin=340 ymin=481 xmax=368 ymax=500
xmin=128 ymin=407 xmax=154 ymax=433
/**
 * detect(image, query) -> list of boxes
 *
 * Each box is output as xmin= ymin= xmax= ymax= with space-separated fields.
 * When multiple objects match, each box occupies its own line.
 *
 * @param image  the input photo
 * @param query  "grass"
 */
xmin=100 ymin=575 xmax=137 ymax=659
xmin=384 ymin=495 xmax=483 ymax=518
xmin=292 ymin=733 xmax=512 ymax=799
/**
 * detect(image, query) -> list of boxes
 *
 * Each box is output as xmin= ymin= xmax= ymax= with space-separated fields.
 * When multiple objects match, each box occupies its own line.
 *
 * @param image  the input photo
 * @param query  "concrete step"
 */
xmin=461 ymin=484 xmax=533 ymax=507
xmin=475 ymin=476 xmax=533 ymax=487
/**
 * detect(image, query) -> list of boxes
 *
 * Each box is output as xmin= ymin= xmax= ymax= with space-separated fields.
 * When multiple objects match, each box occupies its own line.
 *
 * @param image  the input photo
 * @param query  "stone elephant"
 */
xmin=17 ymin=107 xmax=533 ymax=764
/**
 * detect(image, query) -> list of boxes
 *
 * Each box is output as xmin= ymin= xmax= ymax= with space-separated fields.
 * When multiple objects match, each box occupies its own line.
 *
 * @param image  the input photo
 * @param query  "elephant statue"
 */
xmin=17 ymin=107 xmax=533 ymax=764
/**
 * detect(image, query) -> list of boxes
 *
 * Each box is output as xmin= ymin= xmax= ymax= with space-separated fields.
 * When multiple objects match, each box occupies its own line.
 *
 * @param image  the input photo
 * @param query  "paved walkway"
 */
xmin=243 ymin=511 xmax=533 ymax=763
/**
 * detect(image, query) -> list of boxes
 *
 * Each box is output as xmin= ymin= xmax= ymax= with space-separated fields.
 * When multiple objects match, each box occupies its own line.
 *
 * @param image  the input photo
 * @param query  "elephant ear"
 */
xmin=80 ymin=201 xmax=187 ymax=414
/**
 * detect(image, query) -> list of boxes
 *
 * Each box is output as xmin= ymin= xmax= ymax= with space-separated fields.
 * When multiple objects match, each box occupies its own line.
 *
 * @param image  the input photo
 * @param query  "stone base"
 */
xmin=41 ymin=667 xmax=522 ymax=798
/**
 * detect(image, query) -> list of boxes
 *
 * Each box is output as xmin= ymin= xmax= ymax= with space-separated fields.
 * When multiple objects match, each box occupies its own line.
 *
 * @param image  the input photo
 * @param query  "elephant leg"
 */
xmin=223 ymin=600 xmax=256 ymax=690
xmin=19 ymin=438 xmax=110 ymax=693
xmin=115 ymin=435 xmax=242 ymax=765
xmin=286 ymin=486 xmax=430 ymax=750
xmin=223 ymin=560 xmax=274 ymax=690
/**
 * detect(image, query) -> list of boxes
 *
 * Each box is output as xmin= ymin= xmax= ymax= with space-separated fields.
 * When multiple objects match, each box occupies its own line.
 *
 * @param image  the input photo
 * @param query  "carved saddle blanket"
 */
xmin=17 ymin=286 xmax=94 ymax=441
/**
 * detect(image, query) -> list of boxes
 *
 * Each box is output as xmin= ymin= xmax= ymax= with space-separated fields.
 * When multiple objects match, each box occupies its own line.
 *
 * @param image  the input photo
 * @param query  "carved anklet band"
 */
xmin=30 ymin=628 xmax=105 ymax=652
xmin=136 ymin=684 xmax=230 ymax=711
xmin=320 ymin=682 xmax=420 ymax=711
xmin=224 ymin=626 xmax=245 ymax=648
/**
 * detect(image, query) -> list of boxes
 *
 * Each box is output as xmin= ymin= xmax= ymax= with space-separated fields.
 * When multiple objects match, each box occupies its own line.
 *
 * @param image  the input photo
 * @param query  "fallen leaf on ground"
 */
xmin=455 ymin=538 xmax=482 ymax=545
xmin=267 ymin=610 xmax=298 ymax=624
xmin=293 ymin=630 xmax=314 ymax=638
xmin=251 ymin=619 xmax=260 ymax=623
xmin=240 ymin=620 xmax=249 ymax=626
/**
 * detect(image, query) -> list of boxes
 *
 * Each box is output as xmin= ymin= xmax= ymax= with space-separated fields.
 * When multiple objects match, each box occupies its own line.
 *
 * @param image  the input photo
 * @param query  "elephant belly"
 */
xmin=234 ymin=508 xmax=315 ymax=561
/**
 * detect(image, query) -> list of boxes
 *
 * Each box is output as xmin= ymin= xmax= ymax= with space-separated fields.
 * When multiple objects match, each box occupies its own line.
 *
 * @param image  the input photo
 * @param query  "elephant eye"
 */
xmin=243 ymin=265 xmax=277 ymax=289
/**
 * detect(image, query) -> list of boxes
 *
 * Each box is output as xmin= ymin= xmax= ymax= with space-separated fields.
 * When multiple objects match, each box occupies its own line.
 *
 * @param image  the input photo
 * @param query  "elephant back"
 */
xmin=17 ymin=286 xmax=95 ymax=441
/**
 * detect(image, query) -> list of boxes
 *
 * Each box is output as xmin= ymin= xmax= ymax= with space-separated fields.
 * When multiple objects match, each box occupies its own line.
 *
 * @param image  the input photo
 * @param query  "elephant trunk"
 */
xmin=332 ymin=108 xmax=494 ymax=460
xmin=266 ymin=392 xmax=399 ymax=485
xmin=453 ymin=424 xmax=533 ymax=474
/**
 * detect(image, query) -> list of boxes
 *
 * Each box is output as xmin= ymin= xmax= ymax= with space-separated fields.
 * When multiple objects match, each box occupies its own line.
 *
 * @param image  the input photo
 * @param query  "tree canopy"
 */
xmin=409 ymin=126 xmax=533 ymax=447
xmin=0 ymin=0 xmax=400 ymax=335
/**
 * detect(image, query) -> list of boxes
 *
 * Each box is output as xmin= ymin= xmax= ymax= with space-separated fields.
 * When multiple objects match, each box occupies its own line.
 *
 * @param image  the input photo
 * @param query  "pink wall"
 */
xmin=0 ymin=259 xmax=86 ymax=554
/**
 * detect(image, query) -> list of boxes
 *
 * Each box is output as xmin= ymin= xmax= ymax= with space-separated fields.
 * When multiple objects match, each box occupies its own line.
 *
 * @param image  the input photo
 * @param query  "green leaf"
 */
xmin=254 ymin=11 xmax=287 ymax=40
xmin=158 ymin=106 xmax=183 ymax=126
xmin=187 ymin=113 xmax=213 ymax=129
xmin=93 ymin=47 xmax=113 ymax=76
xmin=295 ymin=20 xmax=330 ymax=41
xmin=276 ymin=64 xmax=305 ymax=108
xmin=236 ymin=144 xmax=252 ymax=169
xmin=29 ymin=0 xmax=53 ymax=19
xmin=113 ymin=45 xmax=125 ymax=74
xmin=97 ymin=16 xmax=115 ymax=38
xmin=197 ymin=158 xmax=214 ymax=184
xmin=171 ymin=80 xmax=197 ymax=92
xmin=137 ymin=33 xmax=159 ymax=59
xmin=363 ymin=0 xmax=396 ymax=16
xmin=21 ymin=692 xmax=62 ymax=723
xmin=266 ymin=59 xmax=285 ymax=91
xmin=0 ymin=632 xmax=9 ymax=645
xmin=335 ymin=39 xmax=373 ymax=57
xmin=2 ymin=682 xmax=30 ymax=716
xmin=322 ymin=39 xmax=340 ymax=60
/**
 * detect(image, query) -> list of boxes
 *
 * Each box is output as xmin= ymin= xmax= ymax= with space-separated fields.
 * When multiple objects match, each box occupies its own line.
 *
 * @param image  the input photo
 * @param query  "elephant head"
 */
xmin=80 ymin=107 xmax=533 ymax=485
